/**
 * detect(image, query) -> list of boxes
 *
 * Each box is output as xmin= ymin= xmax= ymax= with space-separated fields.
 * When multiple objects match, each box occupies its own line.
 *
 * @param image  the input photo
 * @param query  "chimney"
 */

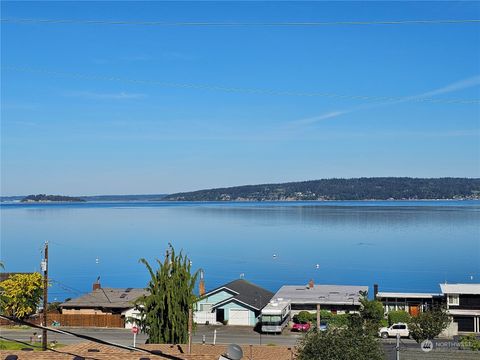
xmin=93 ymin=277 xmax=101 ymax=291
xmin=373 ymin=284 xmax=379 ymax=300
xmin=308 ymin=279 xmax=314 ymax=289
xmin=199 ymin=269 xmax=206 ymax=296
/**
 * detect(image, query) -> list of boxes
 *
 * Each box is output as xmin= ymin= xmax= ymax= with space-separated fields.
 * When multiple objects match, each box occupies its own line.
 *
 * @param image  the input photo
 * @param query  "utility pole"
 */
xmin=316 ymin=303 xmax=321 ymax=331
xmin=41 ymin=241 xmax=49 ymax=351
xmin=188 ymin=307 xmax=193 ymax=354
xmin=396 ymin=333 xmax=400 ymax=360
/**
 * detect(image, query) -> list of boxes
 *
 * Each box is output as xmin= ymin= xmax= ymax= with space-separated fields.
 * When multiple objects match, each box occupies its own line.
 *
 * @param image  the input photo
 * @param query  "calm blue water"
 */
xmin=1 ymin=201 xmax=479 ymax=301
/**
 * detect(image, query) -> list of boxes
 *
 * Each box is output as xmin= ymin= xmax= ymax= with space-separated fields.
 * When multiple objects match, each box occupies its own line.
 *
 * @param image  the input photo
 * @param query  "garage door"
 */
xmin=228 ymin=309 xmax=250 ymax=326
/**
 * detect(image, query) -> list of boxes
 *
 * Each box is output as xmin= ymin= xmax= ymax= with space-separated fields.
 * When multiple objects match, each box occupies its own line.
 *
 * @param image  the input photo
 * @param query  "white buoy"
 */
xmin=315 ymin=264 xmax=320 ymax=269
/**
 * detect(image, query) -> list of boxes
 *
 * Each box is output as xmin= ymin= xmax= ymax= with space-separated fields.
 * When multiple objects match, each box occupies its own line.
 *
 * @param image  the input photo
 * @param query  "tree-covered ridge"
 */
xmin=164 ymin=177 xmax=480 ymax=201
xmin=21 ymin=194 xmax=86 ymax=202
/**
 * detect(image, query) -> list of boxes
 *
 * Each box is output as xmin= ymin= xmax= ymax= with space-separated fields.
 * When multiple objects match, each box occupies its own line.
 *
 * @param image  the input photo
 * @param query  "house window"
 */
xmin=448 ymin=294 xmax=459 ymax=306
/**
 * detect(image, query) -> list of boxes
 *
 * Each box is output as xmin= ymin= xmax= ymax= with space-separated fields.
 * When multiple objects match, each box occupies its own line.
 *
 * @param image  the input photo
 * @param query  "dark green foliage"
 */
xmin=297 ymin=323 xmax=384 ymax=360
xmin=359 ymin=291 xmax=385 ymax=335
xmin=294 ymin=311 xmax=314 ymax=323
xmin=21 ymin=194 xmax=86 ymax=202
xmin=460 ymin=334 xmax=480 ymax=351
xmin=409 ymin=307 xmax=450 ymax=343
xmin=136 ymin=244 xmax=198 ymax=344
xmin=163 ymin=177 xmax=480 ymax=201
xmin=388 ymin=310 xmax=411 ymax=325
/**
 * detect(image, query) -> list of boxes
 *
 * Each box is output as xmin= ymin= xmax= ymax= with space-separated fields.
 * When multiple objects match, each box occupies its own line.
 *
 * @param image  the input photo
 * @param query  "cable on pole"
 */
xmin=0 ymin=314 xmax=184 ymax=360
xmin=3 ymin=65 xmax=479 ymax=105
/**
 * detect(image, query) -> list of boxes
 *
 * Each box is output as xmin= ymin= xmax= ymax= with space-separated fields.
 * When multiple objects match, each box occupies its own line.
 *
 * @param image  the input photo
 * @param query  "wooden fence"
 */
xmin=0 ymin=313 xmax=125 ymax=328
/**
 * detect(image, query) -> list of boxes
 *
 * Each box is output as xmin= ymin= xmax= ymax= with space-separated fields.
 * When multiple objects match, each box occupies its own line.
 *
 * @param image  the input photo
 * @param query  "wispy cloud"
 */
xmin=286 ymin=75 xmax=480 ymax=128
xmin=416 ymin=75 xmax=480 ymax=98
xmin=289 ymin=111 xmax=349 ymax=126
xmin=64 ymin=91 xmax=146 ymax=100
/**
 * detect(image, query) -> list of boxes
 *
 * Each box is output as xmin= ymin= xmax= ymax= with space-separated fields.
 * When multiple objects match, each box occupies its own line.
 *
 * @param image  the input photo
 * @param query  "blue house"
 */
xmin=194 ymin=279 xmax=273 ymax=326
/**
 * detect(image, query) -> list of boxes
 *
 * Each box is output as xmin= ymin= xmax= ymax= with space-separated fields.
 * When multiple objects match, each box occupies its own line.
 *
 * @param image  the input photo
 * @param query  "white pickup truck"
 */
xmin=378 ymin=323 xmax=410 ymax=339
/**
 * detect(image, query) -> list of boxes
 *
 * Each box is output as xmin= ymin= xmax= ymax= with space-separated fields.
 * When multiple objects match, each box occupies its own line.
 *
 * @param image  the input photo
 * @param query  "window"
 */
xmin=448 ymin=294 xmax=459 ymax=306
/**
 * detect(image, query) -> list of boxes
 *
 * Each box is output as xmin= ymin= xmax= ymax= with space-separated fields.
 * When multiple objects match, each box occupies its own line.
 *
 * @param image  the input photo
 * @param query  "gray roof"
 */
xmin=206 ymin=279 xmax=274 ymax=311
xmin=272 ymin=284 xmax=368 ymax=306
xmin=60 ymin=287 xmax=148 ymax=310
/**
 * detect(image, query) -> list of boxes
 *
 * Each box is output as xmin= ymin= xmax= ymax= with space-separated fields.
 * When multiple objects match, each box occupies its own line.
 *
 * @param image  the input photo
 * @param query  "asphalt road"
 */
xmin=0 ymin=325 xmax=447 ymax=359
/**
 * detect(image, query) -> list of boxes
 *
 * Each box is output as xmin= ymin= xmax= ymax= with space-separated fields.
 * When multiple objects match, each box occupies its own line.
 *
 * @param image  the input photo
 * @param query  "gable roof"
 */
xmin=60 ymin=287 xmax=148 ymax=309
xmin=440 ymin=283 xmax=480 ymax=295
xmin=206 ymin=279 xmax=274 ymax=311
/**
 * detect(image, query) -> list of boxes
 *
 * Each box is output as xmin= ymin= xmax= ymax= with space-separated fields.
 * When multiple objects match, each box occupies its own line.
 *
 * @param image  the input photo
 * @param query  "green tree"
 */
xmin=136 ymin=244 xmax=198 ymax=344
xmin=359 ymin=291 xmax=385 ymax=335
xmin=297 ymin=322 xmax=384 ymax=360
xmin=0 ymin=273 xmax=43 ymax=320
xmin=388 ymin=310 xmax=411 ymax=325
xmin=409 ymin=307 xmax=450 ymax=343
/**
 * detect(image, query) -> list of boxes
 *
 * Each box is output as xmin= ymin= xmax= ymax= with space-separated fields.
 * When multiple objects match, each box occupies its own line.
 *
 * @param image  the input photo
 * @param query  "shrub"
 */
xmin=297 ymin=324 xmax=384 ymax=360
xmin=409 ymin=307 xmax=450 ymax=343
xmin=460 ymin=334 xmax=480 ymax=351
xmin=328 ymin=314 xmax=350 ymax=328
xmin=295 ymin=311 xmax=314 ymax=323
xmin=388 ymin=311 xmax=411 ymax=326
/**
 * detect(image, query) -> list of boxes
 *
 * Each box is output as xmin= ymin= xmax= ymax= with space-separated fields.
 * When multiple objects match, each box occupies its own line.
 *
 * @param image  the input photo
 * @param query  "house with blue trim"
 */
xmin=194 ymin=279 xmax=273 ymax=326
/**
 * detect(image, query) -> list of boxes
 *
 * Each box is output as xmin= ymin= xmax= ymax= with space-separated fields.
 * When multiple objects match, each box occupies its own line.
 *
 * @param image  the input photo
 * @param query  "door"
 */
xmin=228 ymin=309 xmax=250 ymax=325
xmin=216 ymin=309 xmax=225 ymax=323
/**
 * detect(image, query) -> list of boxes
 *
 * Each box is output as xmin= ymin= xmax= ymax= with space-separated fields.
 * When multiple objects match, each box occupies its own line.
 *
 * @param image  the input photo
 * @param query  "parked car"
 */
xmin=291 ymin=321 xmax=311 ymax=332
xmin=318 ymin=320 xmax=328 ymax=331
xmin=378 ymin=323 xmax=410 ymax=339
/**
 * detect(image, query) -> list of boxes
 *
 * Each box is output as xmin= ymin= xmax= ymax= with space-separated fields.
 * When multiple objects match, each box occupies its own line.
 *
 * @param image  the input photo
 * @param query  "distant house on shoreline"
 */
xmin=59 ymin=281 xmax=147 ymax=329
xmin=195 ymin=279 xmax=274 ymax=326
xmin=271 ymin=280 xmax=368 ymax=315
xmin=376 ymin=283 xmax=480 ymax=335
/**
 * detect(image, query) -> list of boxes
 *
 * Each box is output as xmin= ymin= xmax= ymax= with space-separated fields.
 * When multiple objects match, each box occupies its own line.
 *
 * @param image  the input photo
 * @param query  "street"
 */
xmin=0 ymin=325 xmax=459 ymax=360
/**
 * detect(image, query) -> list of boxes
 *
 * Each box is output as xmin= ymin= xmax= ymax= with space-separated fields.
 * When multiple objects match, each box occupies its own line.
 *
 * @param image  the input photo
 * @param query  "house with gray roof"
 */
xmin=271 ymin=280 xmax=368 ymax=315
xmin=194 ymin=279 xmax=274 ymax=326
xmin=60 ymin=287 xmax=147 ymax=314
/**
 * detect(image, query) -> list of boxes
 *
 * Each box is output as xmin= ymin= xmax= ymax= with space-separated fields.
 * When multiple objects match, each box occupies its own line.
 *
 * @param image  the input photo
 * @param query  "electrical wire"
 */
xmin=3 ymin=65 xmax=479 ymax=105
xmin=2 ymin=18 xmax=480 ymax=26
xmin=0 ymin=315 xmax=184 ymax=359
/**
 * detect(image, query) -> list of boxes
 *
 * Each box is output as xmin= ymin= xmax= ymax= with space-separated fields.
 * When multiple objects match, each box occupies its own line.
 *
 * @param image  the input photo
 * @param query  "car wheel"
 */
xmin=381 ymin=332 xmax=389 ymax=339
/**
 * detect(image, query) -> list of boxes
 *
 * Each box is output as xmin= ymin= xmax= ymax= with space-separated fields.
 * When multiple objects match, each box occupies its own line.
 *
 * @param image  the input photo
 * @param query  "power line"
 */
xmin=0 ymin=315 xmax=182 ymax=359
xmin=3 ymin=65 xmax=479 ymax=105
xmin=2 ymin=18 xmax=480 ymax=26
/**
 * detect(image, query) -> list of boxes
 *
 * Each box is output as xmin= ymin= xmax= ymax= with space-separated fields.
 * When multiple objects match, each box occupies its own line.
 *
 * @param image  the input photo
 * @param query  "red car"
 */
xmin=291 ymin=321 xmax=311 ymax=332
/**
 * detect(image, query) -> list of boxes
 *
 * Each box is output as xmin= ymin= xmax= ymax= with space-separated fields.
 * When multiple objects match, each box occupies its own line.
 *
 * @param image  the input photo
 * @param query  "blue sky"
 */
xmin=1 ymin=1 xmax=479 ymax=196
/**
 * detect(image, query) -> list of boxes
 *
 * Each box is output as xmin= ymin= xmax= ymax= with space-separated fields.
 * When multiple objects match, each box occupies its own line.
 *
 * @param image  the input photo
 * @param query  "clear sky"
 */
xmin=1 ymin=1 xmax=479 ymax=196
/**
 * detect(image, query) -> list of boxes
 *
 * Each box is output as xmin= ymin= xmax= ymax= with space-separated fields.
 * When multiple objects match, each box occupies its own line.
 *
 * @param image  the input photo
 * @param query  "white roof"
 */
xmin=440 ymin=283 xmax=480 ymax=295
xmin=261 ymin=299 xmax=291 ymax=315
xmin=272 ymin=284 xmax=368 ymax=305
xmin=376 ymin=292 xmax=441 ymax=299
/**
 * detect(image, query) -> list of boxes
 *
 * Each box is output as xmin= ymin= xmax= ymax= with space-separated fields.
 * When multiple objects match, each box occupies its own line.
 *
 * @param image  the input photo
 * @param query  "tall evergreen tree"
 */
xmin=136 ymin=244 xmax=198 ymax=344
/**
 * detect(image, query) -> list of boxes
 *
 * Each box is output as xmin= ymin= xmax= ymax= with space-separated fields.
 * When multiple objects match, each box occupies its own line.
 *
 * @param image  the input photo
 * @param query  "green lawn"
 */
xmin=0 ymin=339 xmax=64 ymax=351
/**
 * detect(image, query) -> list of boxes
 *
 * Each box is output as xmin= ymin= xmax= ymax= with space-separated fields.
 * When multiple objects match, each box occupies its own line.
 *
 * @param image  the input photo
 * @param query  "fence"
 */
xmin=0 ymin=313 xmax=125 ymax=328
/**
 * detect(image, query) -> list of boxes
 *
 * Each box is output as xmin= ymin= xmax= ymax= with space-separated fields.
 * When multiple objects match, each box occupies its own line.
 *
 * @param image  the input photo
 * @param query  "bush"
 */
xmin=328 ymin=314 xmax=350 ymax=328
xmin=460 ymin=334 xmax=480 ymax=351
xmin=409 ymin=307 xmax=450 ymax=343
xmin=388 ymin=311 xmax=411 ymax=326
xmin=295 ymin=311 xmax=315 ymax=323
xmin=297 ymin=325 xmax=384 ymax=360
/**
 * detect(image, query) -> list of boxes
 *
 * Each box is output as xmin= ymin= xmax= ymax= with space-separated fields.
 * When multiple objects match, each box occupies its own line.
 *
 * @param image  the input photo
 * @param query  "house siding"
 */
xmin=196 ymin=290 xmax=233 ymax=310
xmin=217 ymin=301 xmax=257 ymax=326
